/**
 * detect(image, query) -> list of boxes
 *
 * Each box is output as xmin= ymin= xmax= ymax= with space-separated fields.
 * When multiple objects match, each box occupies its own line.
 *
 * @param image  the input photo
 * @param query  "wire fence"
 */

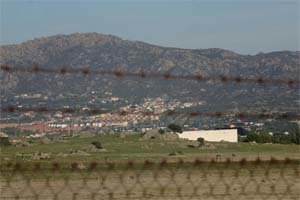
xmin=1 ymin=65 xmax=300 ymax=200
xmin=0 ymin=158 xmax=299 ymax=200
xmin=1 ymin=105 xmax=300 ymax=121
xmin=1 ymin=64 xmax=299 ymax=86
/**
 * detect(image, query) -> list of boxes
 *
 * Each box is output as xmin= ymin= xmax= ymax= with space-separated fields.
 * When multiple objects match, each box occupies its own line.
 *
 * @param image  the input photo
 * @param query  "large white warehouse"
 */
xmin=178 ymin=129 xmax=238 ymax=142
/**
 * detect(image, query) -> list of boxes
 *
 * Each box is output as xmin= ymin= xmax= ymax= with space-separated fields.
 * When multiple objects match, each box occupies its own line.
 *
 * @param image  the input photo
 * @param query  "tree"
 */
xmin=168 ymin=124 xmax=183 ymax=133
xmin=272 ymin=133 xmax=291 ymax=144
xmin=243 ymin=123 xmax=300 ymax=145
xmin=289 ymin=123 xmax=300 ymax=145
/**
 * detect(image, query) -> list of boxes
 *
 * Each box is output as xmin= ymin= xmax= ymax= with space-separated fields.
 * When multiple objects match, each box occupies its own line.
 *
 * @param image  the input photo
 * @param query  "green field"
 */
xmin=1 ymin=133 xmax=299 ymax=164
xmin=1 ymin=133 xmax=299 ymax=200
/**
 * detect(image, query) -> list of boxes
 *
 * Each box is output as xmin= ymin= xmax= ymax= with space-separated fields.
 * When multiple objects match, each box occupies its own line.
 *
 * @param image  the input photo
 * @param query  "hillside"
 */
xmin=0 ymin=33 xmax=299 ymax=115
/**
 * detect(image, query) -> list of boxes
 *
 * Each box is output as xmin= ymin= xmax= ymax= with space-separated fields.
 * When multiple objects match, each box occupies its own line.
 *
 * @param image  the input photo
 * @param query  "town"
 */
xmin=1 ymin=96 xmax=298 ymax=147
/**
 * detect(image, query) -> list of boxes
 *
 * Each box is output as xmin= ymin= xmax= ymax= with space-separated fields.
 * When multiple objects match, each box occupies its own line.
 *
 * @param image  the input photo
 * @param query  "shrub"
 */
xmin=197 ymin=137 xmax=205 ymax=146
xmin=169 ymin=152 xmax=176 ymax=156
xmin=238 ymin=136 xmax=248 ymax=142
xmin=168 ymin=124 xmax=183 ymax=133
xmin=0 ymin=137 xmax=11 ymax=146
xmin=158 ymin=129 xmax=165 ymax=134
xmin=246 ymin=132 xmax=272 ymax=143
xmin=91 ymin=141 xmax=103 ymax=149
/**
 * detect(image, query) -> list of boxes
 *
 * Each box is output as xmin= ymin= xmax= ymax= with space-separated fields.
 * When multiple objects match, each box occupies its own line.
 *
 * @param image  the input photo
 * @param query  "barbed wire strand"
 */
xmin=1 ymin=105 xmax=299 ymax=120
xmin=1 ymin=65 xmax=299 ymax=86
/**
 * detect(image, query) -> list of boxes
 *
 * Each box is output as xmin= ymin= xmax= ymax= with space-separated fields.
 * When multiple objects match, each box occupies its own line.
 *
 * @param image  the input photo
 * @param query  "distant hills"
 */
xmin=0 ymin=33 xmax=299 ymax=113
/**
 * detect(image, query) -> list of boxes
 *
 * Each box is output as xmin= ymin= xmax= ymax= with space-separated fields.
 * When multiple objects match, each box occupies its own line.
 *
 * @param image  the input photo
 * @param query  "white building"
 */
xmin=178 ymin=129 xmax=238 ymax=142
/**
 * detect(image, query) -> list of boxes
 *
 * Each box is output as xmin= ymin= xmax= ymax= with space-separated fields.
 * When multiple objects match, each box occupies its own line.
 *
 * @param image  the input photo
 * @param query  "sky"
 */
xmin=0 ymin=0 xmax=299 ymax=54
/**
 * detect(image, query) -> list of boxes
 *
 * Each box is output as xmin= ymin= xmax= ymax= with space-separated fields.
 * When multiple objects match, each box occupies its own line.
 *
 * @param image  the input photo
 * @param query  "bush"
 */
xmin=0 ymin=137 xmax=11 ymax=146
xmin=244 ymin=123 xmax=300 ymax=145
xmin=197 ymin=137 xmax=205 ymax=146
xmin=168 ymin=124 xmax=183 ymax=133
xmin=246 ymin=132 xmax=273 ymax=143
xmin=158 ymin=129 xmax=165 ymax=134
xmin=91 ymin=141 xmax=103 ymax=149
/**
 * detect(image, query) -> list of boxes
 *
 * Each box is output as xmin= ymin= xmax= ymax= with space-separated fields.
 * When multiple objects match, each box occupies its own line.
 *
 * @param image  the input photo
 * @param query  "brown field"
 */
xmin=1 ymin=160 xmax=299 ymax=200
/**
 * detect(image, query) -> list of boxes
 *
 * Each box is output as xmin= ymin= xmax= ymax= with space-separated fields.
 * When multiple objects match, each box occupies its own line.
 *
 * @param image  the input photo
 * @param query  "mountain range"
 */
xmin=0 ymin=33 xmax=299 ymax=114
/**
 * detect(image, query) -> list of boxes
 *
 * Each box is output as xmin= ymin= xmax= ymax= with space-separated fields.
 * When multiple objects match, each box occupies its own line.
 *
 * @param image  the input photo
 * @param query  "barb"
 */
xmin=1 ymin=106 xmax=299 ymax=120
xmin=1 ymin=65 xmax=299 ymax=86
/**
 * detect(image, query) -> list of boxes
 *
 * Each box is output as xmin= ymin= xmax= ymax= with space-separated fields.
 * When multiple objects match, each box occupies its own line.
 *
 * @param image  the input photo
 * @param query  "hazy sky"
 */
xmin=0 ymin=0 xmax=299 ymax=54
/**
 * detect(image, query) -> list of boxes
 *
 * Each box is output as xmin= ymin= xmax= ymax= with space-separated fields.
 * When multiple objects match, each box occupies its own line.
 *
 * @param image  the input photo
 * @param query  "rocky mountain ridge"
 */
xmin=0 ymin=33 xmax=299 ymax=114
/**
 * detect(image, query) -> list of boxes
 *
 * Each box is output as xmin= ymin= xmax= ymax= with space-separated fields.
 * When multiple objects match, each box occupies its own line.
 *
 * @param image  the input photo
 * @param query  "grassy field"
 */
xmin=1 ymin=133 xmax=299 ymax=163
xmin=1 ymin=133 xmax=299 ymax=199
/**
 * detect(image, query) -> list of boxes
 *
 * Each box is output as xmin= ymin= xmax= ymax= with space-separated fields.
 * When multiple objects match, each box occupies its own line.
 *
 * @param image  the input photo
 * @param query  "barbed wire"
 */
xmin=1 ymin=64 xmax=299 ymax=86
xmin=1 ymin=105 xmax=299 ymax=120
xmin=0 ymin=157 xmax=299 ymax=200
